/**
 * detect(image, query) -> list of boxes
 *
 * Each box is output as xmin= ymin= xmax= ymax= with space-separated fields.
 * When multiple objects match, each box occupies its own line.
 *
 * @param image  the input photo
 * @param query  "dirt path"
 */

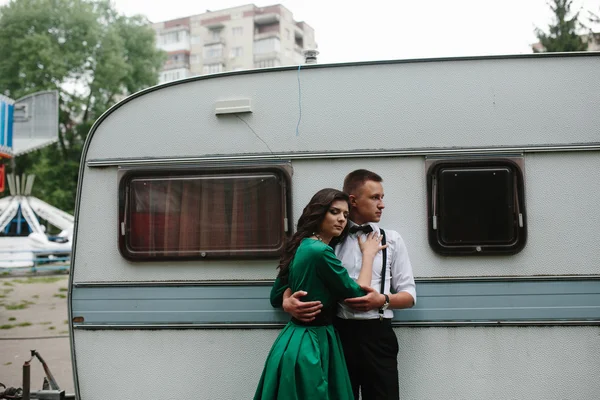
xmin=0 ymin=274 xmax=74 ymax=394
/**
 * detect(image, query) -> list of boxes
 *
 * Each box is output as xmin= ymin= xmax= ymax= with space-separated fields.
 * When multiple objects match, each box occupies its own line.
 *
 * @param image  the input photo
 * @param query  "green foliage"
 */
xmin=535 ymin=0 xmax=587 ymax=52
xmin=12 ymin=276 xmax=66 ymax=284
xmin=0 ymin=0 xmax=166 ymax=213
xmin=4 ymin=300 xmax=34 ymax=310
xmin=585 ymin=8 xmax=599 ymax=47
xmin=0 ymin=322 xmax=32 ymax=329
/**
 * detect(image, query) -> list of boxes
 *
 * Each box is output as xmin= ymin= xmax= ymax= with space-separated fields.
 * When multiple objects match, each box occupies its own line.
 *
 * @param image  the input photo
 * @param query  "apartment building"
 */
xmin=152 ymin=4 xmax=317 ymax=83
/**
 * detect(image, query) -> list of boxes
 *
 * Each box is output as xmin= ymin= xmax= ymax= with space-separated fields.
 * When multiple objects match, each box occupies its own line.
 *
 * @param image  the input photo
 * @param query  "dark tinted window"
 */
xmin=428 ymin=159 xmax=526 ymax=255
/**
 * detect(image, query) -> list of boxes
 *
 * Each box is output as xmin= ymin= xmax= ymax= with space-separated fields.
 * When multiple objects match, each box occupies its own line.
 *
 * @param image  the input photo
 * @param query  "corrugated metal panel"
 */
xmin=12 ymin=91 xmax=58 ymax=156
xmin=71 ymin=278 xmax=600 ymax=327
xmin=0 ymin=94 xmax=14 ymax=157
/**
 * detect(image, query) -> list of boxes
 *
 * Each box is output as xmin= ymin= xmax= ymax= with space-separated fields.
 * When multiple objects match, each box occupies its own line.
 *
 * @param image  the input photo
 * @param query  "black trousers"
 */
xmin=334 ymin=317 xmax=400 ymax=400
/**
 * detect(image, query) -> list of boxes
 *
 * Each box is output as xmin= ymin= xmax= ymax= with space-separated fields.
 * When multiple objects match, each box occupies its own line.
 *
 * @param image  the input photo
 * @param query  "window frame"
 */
xmin=203 ymin=43 xmax=223 ymax=59
xmin=117 ymin=164 xmax=292 ymax=262
xmin=202 ymin=63 xmax=223 ymax=74
xmin=426 ymin=157 xmax=527 ymax=256
xmin=230 ymin=46 xmax=243 ymax=58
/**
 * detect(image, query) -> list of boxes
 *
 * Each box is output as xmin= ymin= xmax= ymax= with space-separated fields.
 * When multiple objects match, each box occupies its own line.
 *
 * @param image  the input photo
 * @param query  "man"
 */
xmin=282 ymin=169 xmax=416 ymax=400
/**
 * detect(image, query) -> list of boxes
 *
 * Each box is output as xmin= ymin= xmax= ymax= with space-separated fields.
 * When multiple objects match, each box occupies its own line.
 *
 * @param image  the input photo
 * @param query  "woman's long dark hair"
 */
xmin=277 ymin=188 xmax=350 ymax=283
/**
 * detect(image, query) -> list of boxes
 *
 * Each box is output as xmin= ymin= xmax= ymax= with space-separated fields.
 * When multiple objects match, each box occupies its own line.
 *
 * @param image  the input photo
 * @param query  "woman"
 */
xmin=254 ymin=188 xmax=386 ymax=400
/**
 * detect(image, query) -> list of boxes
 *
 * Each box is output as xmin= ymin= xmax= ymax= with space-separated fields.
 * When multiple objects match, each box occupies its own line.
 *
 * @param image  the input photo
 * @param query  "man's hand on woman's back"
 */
xmin=283 ymin=289 xmax=323 ymax=322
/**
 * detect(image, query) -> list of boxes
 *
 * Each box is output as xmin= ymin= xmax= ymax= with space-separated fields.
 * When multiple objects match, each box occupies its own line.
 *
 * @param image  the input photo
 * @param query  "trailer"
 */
xmin=69 ymin=52 xmax=600 ymax=399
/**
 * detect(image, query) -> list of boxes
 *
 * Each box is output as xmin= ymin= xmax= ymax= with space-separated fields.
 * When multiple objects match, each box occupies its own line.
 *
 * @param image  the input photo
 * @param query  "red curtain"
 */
xmin=128 ymin=174 xmax=283 ymax=257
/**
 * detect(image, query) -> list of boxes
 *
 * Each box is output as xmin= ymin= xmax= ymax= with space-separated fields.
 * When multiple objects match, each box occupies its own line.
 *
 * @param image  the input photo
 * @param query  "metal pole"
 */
xmin=22 ymin=360 xmax=31 ymax=400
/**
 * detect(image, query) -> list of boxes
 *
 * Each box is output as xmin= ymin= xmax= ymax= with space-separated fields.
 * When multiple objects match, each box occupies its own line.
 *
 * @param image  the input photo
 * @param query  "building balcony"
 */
xmin=203 ymin=54 xmax=226 ymax=64
xmin=254 ymin=12 xmax=280 ymax=25
xmin=157 ymin=39 xmax=191 ymax=53
xmin=254 ymin=31 xmax=280 ymax=41
xmin=163 ymin=60 xmax=190 ymax=71
xmin=254 ymin=51 xmax=280 ymax=62
xmin=202 ymin=62 xmax=225 ymax=75
xmin=160 ymin=24 xmax=190 ymax=34
xmin=201 ymin=15 xmax=227 ymax=29
xmin=156 ymin=25 xmax=191 ymax=52
xmin=204 ymin=36 xmax=226 ymax=46
xmin=159 ymin=67 xmax=191 ymax=84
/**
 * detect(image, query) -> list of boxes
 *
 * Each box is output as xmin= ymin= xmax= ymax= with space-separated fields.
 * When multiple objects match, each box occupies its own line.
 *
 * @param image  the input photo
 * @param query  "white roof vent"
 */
xmin=304 ymin=49 xmax=319 ymax=64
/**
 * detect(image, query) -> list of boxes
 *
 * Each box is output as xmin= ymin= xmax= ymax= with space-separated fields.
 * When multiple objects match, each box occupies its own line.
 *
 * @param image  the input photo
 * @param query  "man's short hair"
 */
xmin=343 ymin=169 xmax=383 ymax=195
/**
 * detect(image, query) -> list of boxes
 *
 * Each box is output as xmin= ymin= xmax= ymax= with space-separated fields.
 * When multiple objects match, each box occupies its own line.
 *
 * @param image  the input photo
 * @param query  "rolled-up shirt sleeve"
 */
xmin=390 ymin=232 xmax=417 ymax=305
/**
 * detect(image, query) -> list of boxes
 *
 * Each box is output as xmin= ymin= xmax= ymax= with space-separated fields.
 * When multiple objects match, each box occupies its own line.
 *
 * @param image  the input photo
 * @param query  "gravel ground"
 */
xmin=0 ymin=273 xmax=74 ymax=394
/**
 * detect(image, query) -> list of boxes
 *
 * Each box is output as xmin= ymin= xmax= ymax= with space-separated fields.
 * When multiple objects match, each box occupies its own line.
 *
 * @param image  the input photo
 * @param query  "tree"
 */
xmin=584 ymin=7 xmax=599 ymax=48
xmin=0 ymin=0 xmax=166 ymax=212
xmin=534 ymin=0 xmax=587 ymax=52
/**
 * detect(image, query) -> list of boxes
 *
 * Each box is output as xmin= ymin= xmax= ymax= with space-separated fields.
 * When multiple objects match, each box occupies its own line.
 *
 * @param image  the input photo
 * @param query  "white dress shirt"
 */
xmin=335 ymin=222 xmax=417 ymax=320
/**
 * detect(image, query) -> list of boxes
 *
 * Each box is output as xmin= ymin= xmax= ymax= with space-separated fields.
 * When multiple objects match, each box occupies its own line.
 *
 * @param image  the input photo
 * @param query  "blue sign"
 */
xmin=0 ymin=94 xmax=14 ymax=157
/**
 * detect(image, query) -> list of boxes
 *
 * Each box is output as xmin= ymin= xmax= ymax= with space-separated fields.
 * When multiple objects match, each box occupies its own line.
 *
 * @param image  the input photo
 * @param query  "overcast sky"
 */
xmin=1 ymin=0 xmax=599 ymax=63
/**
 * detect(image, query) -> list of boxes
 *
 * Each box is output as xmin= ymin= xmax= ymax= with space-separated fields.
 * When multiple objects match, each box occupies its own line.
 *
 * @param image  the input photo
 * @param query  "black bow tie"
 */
xmin=349 ymin=224 xmax=373 ymax=234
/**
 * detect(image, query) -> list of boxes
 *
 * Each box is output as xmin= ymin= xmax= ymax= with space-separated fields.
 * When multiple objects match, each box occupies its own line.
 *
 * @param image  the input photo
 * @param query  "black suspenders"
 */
xmin=333 ymin=228 xmax=388 ymax=319
xmin=378 ymin=229 xmax=387 ymax=320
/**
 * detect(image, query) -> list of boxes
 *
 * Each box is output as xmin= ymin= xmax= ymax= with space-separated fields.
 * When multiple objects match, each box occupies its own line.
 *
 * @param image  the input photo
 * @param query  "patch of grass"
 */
xmin=17 ymin=322 xmax=32 ymax=327
xmin=48 ymin=326 xmax=56 ymax=330
xmin=8 ymin=317 xmax=16 ymax=321
xmin=13 ymin=277 xmax=65 ymax=284
xmin=3 ymin=281 xmax=13 ymax=286
xmin=0 ymin=294 xmax=5 ymax=299
xmin=49 ymin=306 xmax=56 ymax=310
xmin=4 ymin=300 xmax=34 ymax=310
xmin=3 ymin=288 xmax=13 ymax=294
xmin=32 ymin=295 xmax=40 ymax=299
xmin=59 ymin=330 xmax=69 ymax=334
xmin=59 ymin=287 xmax=68 ymax=292
xmin=1 ymin=271 xmax=10 ymax=276
xmin=39 ymin=321 xmax=52 ymax=325
xmin=5 ymin=303 xmax=27 ymax=310
xmin=3 ymin=361 xmax=12 ymax=366
xmin=0 ymin=324 xmax=14 ymax=329
xmin=64 ymin=320 xmax=68 ymax=324
xmin=53 ymin=294 xmax=67 ymax=299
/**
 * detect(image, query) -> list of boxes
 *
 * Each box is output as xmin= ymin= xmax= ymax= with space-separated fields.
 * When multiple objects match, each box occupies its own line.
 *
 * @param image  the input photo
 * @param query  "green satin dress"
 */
xmin=254 ymin=238 xmax=365 ymax=400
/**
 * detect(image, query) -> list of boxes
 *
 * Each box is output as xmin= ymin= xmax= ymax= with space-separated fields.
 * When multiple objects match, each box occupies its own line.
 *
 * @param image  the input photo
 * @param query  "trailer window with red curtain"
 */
xmin=119 ymin=169 xmax=290 ymax=260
